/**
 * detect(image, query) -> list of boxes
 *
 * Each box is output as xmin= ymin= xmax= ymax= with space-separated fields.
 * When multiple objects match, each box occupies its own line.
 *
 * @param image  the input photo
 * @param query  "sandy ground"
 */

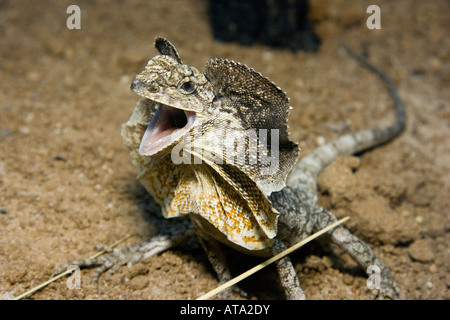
xmin=0 ymin=0 xmax=449 ymax=300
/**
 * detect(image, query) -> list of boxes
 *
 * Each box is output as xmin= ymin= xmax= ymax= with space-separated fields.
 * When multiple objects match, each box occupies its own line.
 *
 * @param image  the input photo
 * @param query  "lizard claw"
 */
xmin=55 ymin=246 xmax=143 ymax=282
xmin=55 ymin=224 xmax=195 ymax=282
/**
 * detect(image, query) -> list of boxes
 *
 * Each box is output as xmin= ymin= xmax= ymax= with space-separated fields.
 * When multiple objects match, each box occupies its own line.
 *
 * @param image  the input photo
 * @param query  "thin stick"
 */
xmin=88 ymin=233 xmax=134 ymax=259
xmin=196 ymin=216 xmax=350 ymax=300
xmin=13 ymin=233 xmax=134 ymax=300
xmin=13 ymin=268 xmax=74 ymax=300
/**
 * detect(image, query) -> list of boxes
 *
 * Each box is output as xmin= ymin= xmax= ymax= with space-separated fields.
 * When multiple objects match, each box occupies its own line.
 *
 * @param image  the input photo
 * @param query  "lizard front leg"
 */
xmin=191 ymin=217 xmax=242 ymax=299
xmin=55 ymin=219 xmax=194 ymax=281
xmin=315 ymin=207 xmax=402 ymax=299
xmin=195 ymin=235 xmax=234 ymax=299
xmin=270 ymin=239 xmax=306 ymax=300
xmin=192 ymin=216 xmax=306 ymax=299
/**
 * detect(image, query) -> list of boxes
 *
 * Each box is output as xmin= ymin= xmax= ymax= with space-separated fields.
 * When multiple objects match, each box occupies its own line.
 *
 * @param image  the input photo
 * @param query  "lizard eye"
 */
xmin=179 ymin=80 xmax=196 ymax=94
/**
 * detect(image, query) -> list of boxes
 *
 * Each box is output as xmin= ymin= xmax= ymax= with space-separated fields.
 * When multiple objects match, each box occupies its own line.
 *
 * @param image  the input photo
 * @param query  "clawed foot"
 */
xmin=55 ymin=224 xmax=194 ymax=282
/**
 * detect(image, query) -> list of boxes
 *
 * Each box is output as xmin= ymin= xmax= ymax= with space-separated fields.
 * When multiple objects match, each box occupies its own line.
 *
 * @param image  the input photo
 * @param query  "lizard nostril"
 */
xmin=130 ymin=79 xmax=138 ymax=91
xmin=147 ymin=84 xmax=159 ymax=93
xmin=130 ymin=78 xmax=159 ymax=94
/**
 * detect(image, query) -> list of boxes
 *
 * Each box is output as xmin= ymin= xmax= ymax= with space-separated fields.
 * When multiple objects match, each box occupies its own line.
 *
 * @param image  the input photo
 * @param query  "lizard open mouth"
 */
xmin=139 ymin=103 xmax=196 ymax=156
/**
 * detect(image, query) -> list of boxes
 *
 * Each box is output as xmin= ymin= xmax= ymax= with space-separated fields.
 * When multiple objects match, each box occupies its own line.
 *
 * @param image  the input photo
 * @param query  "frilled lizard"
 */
xmin=61 ymin=37 xmax=404 ymax=299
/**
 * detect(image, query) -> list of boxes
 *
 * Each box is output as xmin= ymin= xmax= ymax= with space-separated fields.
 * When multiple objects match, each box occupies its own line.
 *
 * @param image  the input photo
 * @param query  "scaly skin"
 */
xmin=57 ymin=38 xmax=404 ymax=300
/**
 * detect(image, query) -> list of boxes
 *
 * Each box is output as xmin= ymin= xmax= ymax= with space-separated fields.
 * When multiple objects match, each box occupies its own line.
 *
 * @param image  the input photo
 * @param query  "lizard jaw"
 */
xmin=139 ymin=103 xmax=196 ymax=156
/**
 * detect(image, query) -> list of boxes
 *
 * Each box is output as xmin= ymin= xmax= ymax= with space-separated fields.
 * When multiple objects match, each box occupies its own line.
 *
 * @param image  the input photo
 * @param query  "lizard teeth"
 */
xmin=139 ymin=103 xmax=196 ymax=156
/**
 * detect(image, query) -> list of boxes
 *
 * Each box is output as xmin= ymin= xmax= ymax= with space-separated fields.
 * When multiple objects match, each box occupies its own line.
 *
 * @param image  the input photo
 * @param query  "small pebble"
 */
xmin=408 ymin=239 xmax=435 ymax=262
xmin=128 ymin=275 xmax=149 ymax=290
xmin=24 ymin=112 xmax=34 ymax=123
xmin=20 ymin=127 xmax=30 ymax=134
xmin=316 ymin=136 xmax=326 ymax=146
xmin=343 ymin=274 xmax=354 ymax=285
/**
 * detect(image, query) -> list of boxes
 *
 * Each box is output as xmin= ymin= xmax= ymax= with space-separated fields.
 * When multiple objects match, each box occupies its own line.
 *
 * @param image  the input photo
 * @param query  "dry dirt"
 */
xmin=0 ymin=0 xmax=449 ymax=300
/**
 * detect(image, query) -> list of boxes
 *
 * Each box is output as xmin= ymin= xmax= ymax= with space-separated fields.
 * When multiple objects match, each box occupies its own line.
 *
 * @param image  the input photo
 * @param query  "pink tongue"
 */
xmin=139 ymin=126 xmax=173 ymax=155
xmin=138 ymin=104 xmax=196 ymax=156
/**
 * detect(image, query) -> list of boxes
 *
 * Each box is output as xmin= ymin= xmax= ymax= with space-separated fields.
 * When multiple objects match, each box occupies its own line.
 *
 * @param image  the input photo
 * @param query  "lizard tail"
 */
xmin=340 ymin=42 xmax=406 ymax=135
xmin=287 ymin=43 xmax=406 ymax=191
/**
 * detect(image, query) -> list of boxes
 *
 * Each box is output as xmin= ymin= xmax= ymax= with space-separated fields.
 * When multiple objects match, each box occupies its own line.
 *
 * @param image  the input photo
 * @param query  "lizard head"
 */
xmin=130 ymin=37 xmax=299 ymax=195
xmin=124 ymin=37 xmax=300 ymax=250
xmin=130 ymin=38 xmax=214 ymax=156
